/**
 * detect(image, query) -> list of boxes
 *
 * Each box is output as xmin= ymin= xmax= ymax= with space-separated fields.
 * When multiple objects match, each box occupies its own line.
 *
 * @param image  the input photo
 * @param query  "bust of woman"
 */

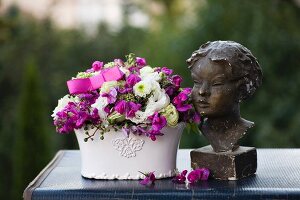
xmin=187 ymin=41 xmax=262 ymax=152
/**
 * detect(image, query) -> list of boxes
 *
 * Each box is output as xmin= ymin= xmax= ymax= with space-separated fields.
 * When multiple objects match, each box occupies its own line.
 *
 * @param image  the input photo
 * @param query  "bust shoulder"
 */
xmin=200 ymin=117 xmax=254 ymax=152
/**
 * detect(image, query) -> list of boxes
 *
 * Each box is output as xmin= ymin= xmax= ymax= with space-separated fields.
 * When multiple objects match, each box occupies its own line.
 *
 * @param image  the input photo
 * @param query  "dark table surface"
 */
xmin=24 ymin=149 xmax=300 ymax=200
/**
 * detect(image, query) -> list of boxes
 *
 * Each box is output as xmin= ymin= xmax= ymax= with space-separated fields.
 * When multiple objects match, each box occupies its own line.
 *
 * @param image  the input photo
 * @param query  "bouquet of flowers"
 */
xmin=52 ymin=54 xmax=200 ymax=141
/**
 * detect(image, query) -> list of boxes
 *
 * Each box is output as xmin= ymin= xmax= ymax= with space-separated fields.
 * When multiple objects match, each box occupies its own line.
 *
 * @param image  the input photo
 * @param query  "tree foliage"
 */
xmin=12 ymin=60 xmax=51 ymax=199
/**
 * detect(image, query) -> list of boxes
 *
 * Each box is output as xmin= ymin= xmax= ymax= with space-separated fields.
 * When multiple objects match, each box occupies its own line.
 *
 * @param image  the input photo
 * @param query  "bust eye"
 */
xmin=194 ymin=80 xmax=203 ymax=86
xmin=212 ymin=82 xmax=224 ymax=86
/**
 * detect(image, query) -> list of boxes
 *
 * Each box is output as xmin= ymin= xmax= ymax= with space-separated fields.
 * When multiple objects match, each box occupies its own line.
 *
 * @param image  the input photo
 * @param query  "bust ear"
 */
xmin=235 ymin=77 xmax=248 ymax=103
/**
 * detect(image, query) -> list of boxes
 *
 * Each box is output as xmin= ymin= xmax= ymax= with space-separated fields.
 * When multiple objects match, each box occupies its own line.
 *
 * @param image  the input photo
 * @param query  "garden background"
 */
xmin=0 ymin=0 xmax=300 ymax=199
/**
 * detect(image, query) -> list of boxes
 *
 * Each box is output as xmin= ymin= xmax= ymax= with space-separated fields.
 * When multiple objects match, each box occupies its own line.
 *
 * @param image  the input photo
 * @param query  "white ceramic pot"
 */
xmin=75 ymin=123 xmax=185 ymax=180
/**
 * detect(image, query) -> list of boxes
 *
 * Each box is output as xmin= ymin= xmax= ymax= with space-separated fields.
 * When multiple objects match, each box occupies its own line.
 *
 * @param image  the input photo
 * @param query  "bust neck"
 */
xmin=200 ymin=108 xmax=254 ymax=152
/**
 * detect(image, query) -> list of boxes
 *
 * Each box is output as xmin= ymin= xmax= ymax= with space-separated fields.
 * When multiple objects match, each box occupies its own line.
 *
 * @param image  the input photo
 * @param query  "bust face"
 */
xmin=191 ymin=57 xmax=239 ymax=118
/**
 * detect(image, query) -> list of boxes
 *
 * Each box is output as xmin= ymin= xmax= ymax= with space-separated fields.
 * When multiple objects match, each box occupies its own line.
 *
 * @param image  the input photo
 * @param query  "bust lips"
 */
xmin=196 ymin=99 xmax=210 ymax=108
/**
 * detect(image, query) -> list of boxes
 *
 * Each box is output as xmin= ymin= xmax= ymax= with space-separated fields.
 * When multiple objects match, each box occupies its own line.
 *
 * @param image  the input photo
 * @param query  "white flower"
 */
xmin=145 ymin=88 xmax=170 ymax=116
xmin=131 ymin=86 xmax=170 ymax=124
xmin=140 ymin=66 xmax=154 ymax=77
xmin=150 ymin=81 xmax=163 ymax=97
xmin=51 ymin=95 xmax=78 ymax=119
xmin=142 ymin=71 xmax=161 ymax=82
xmin=100 ymin=81 xmax=118 ymax=94
xmin=140 ymin=66 xmax=161 ymax=82
xmin=91 ymin=96 xmax=109 ymax=120
xmin=130 ymin=110 xmax=148 ymax=124
xmin=133 ymin=81 xmax=152 ymax=97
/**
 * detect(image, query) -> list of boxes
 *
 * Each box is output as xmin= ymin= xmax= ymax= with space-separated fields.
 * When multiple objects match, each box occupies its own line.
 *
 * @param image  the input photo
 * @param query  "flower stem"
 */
xmin=85 ymin=125 xmax=100 ymax=141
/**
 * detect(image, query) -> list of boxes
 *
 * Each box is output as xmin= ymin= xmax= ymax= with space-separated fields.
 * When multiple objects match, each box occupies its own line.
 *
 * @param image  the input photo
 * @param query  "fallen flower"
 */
xmin=187 ymin=168 xmax=210 ymax=184
xmin=172 ymin=170 xmax=188 ymax=184
xmin=139 ymin=171 xmax=156 ymax=185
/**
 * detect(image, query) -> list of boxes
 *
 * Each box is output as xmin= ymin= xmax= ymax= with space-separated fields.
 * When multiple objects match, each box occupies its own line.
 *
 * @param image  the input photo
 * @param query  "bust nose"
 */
xmin=198 ymin=82 xmax=210 ymax=96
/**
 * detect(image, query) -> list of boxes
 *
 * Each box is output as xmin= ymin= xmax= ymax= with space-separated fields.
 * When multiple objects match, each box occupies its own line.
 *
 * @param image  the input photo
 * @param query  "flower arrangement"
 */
xmin=52 ymin=54 xmax=200 ymax=141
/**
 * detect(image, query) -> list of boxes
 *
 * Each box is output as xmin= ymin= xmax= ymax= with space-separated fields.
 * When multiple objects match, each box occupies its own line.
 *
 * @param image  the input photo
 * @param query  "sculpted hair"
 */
xmin=187 ymin=41 xmax=263 ymax=101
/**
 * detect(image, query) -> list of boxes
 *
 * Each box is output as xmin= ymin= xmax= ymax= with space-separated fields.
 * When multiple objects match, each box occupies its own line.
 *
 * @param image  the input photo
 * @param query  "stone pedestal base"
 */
xmin=190 ymin=145 xmax=257 ymax=180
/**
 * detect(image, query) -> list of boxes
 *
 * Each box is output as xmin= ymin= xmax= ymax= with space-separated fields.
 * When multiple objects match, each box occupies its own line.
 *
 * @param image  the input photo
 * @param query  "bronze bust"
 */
xmin=187 ymin=41 xmax=262 ymax=153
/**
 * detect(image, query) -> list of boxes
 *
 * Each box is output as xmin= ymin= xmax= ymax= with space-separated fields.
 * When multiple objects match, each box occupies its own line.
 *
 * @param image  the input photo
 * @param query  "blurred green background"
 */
xmin=0 ymin=0 xmax=300 ymax=199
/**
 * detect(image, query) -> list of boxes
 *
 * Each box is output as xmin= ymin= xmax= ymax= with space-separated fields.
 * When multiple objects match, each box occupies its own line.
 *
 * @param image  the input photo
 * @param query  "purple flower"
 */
xmin=192 ymin=112 xmax=201 ymax=124
xmin=122 ymin=126 xmax=130 ymax=137
xmin=136 ymin=125 xmax=147 ymax=135
xmin=54 ymin=100 xmax=102 ymax=134
xmin=172 ymin=75 xmax=183 ymax=87
xmin=139 ymin=172 xmax=156 ymax=185
xmin=200 ymin=168 xmax=210 ymax=180
xmin=78 ymin=91 xmax=99 ymax=105
xmin=126 ymin=74 xmax=141 ymax=87
xmin=187 ymin=170 xmax=199 ymax=184
xmin=149 ymin=135 xmax=157 ymax=141
xmin=102 ymin=88 xmax=117 ymax=104
xmin=187 ymin=168 xmax=210 ymax=184
xmin=148 ymin=112 xmax=167 ymax=140
xmin=126 ymin=125 xmax=147 ymax=136
xmin=172 ymin=170 xmax=188 ymax=184
xmin=92 ymin=61 xmax=103 ymax=71
xmin=118 ymin=87 xmax=133 ymax=94
xmin=180 ymin=106 xmax=190 ymax=113
xmin=161 ymin=67 xmax=173 ymax=75
xmin=115 ymin=100 xmax=126 ymax=114
xmin=115 ymin=100 xmax=141 ymax=118
xmin=90 ymin=108 xmax=101 ymax=124
xmin=103 ymin=106 xmax=110 ymax=113
xmin=176 ymin=92 xmax=188 ymax=102
xmin=165 ymin=86 xmax=176 ymax=96
xmin=173 ymin=91 xmax=192 ymax=112
xmin=76 ymin=111 xmax=89 ymax=127
xmin=181 ymin=88 xmax=192 ymax=95
xmin=136 ymin=57 xmax=147 ymax=66
xmin=126 ymin=102 xmax=141 ymax=118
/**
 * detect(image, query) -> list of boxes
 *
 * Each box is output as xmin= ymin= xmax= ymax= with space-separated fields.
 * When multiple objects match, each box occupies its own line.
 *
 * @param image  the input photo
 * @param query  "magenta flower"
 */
xmin=187 ymin=170 xmax=200 ymax=184
xmin=126 ymin=102 xmax=141 ymax=118
xmin=114 ymin=100 xmax=141 ymax=118
xmin=92 ymin=61 xmax=103 ymax=71
xmin=139 ymin=172 xmax=156 ymax=185
xmin=76 ymin=111 xmax=89 ymax=127
xmin=165 ymin=85 xmax=176 ymax=96
xmin=181 ymin=88 xmax=192 ymax=95
xmin=126 ymin=74 xmax=141 ymax=87
xmin=147 ymin=112 xmax=167 ymax=141
xmin=172 ymin=75 xmax=183 ymax=87
xmin=173 ymin=91 xmax=192 ymax=112
xmin=115 ymin=100 xmax=126 ymax=114
xmin=90 ymin=108 xmax=101 ymax=124
xmin=103 ymin=106 xmax=110 ymax=113
xmin=187 ymin=168 xmax=210 ymax=184
xmin=136 ymin=57 xmax=147 ymax=66
xmin=172 ymin=170 xmax=188 ymax=184
xmin=54 ymin=93 xmax=101 ymax=134
xmin=161 ymin=67 xmax=173 ymax=75
xmin=192 ymin=112 xmax=201 ymax=124
xmin=200 ymin=168 xmax=210 ymax=180
xmin=148 ymin=112 xmax=167 ymax=132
